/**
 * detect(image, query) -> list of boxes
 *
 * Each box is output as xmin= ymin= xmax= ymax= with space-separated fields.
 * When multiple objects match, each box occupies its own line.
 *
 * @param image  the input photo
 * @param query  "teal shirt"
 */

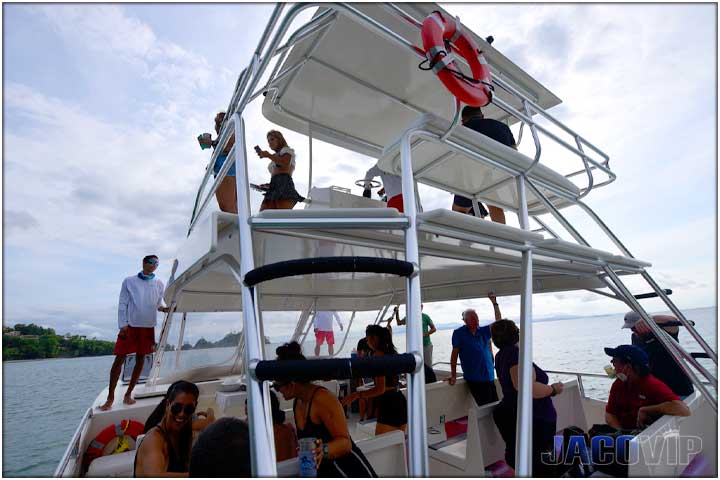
xmin=422 ymin=313 xmax=434 ymax=346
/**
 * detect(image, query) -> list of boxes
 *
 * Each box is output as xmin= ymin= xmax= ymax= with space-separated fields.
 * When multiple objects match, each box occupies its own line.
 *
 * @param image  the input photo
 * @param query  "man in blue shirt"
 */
xmin=449 ymin=293 xmax=502 ymax=405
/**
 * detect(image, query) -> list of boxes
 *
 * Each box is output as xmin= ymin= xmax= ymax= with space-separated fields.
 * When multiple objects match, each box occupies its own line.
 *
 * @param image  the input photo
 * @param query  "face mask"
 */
xmin=138 ymin=272 xmax=155 ymax=280
xmin=616 ymin=371 xmax=628 ymax=382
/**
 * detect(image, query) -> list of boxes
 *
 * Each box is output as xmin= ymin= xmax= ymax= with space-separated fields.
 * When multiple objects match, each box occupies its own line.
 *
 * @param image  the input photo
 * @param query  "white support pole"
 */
xmin=400 ymin=130 xmax=429 ymax=476
xmin=232 ymin=113 xmax=277 ymax=476
xmin=174 ymin=312 xmax=187 ymax=369
xmin=515 ymin=174 xmax=534 ymax=476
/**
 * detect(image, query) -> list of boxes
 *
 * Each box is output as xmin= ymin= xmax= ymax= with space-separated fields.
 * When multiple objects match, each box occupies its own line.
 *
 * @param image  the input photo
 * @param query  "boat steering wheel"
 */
xmin=354 ymin=179 xmax=382 ymax=189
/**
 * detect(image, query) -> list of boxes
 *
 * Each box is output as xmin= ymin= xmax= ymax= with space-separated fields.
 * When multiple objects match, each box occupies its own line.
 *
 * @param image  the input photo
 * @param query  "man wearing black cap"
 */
xmin=604 ymin=344 xmax=690 ymax=430
xmin=622 ymin=311 xmax=694 ymax=397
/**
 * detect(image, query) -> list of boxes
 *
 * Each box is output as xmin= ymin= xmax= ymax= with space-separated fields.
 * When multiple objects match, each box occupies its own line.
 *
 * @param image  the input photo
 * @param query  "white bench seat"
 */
xmin=536 ymin=238 xmax=651 ymax=268
xmin=418 ymin=208 xmax=543 ymax=246
xmin=250 ymin=208 xmax=408 ymax=230
xmin=378 ymin=113 xmax=582 ymax=215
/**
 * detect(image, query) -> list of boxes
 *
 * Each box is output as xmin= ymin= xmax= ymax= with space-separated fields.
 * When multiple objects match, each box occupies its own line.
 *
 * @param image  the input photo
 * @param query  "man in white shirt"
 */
xmin=363 ymin=163 xmax=404 ymax=212
xmin=314 ymin=310 xmax=344 ymax=356
xmin=99 ymin=255 xmax=169 ymax=410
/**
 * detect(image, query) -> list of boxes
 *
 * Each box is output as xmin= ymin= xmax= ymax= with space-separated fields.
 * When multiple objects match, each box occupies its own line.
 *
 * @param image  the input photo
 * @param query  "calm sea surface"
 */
xmin=3 ymin=306 xmax=715 ymax=477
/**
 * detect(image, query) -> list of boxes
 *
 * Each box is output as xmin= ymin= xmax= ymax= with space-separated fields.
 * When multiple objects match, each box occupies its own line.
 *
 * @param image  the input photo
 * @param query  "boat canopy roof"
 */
xmin=262 ymin=3 xmax=561 ymax=158
xmin=165 ymin=211 xmax=616 ymax=313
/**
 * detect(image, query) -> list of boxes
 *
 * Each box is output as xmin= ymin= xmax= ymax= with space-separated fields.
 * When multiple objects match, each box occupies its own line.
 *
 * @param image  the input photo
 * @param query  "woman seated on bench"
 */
xmin=274 ymin=342 xmax=377 ymax=477
xmin=135 ymin=381 xmax=214 ymax=477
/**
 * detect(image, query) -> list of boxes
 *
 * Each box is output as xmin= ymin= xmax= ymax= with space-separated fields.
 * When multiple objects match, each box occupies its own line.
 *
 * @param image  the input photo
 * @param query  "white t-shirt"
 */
xmin=364 ymin=163 xmax=402 ymax=199
xmin=268 ymin=146 xmax=296 ymax=175
xmin=314 ymin=311 xmax=342 ymax=332
xmin=118 ymin=275 xmax=166 ymax=329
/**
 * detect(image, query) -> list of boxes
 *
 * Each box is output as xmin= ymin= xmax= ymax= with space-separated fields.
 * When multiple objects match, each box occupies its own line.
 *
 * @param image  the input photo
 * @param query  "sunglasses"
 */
xmin=169 ymin=402 xmax=196 ymax=416
xmin=145 ymin=259 xmax=159 ymax=266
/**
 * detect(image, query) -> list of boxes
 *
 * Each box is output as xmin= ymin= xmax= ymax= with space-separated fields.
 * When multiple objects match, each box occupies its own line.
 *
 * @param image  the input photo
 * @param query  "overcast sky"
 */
xmin=3 ymin=3 xmax=716 ymax=343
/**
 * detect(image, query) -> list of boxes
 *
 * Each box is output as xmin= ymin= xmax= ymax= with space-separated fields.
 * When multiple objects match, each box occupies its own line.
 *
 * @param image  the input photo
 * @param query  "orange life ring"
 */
xmin=83 ymin=419 xmax=144 ymax=471
xmin=421 ymin=11 xmax=493 ymax=107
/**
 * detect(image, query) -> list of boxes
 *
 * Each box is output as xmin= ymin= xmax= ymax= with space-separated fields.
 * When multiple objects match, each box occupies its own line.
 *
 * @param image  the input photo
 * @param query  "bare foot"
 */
xmin=98 ymin=398 xmax=114 ymax=411
xmin=123 ymin=395 xmax=137 ymax=405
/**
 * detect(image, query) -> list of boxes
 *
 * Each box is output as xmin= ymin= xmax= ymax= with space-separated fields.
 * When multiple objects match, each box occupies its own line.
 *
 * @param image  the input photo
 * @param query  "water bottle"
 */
xmin=298 ymin=437 xmax=317 ymax=477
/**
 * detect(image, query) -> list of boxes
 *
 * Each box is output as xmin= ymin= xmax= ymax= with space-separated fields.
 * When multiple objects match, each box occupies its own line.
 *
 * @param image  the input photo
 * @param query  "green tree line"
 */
xmin=3 ymin=324 xmax=115 ymax=361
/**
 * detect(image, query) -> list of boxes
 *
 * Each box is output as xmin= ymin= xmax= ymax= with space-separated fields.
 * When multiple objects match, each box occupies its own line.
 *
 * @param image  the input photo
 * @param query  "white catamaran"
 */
xmin=56 ymin=3 xmax=717 ymax=477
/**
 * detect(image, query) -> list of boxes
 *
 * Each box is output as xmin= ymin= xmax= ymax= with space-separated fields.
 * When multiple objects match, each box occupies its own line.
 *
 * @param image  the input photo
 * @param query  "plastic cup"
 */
xmin=604 ymin=364 xmax=616 ymax=378
xmin=298 ymin=437 xmax=317 ymax=477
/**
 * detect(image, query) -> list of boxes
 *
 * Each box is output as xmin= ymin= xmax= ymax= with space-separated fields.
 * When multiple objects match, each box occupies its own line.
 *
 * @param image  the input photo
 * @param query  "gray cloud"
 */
xmin=5 ymin=210 xmax=40 ymax=232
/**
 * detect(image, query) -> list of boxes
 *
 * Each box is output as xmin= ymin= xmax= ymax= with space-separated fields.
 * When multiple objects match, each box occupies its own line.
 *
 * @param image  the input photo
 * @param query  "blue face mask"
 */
xmin=138 ymin=272 xmax=155 ymax=280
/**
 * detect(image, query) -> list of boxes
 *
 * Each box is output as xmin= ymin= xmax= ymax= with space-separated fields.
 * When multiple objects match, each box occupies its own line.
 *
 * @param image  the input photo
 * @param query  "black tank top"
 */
xmin=293 ymin=387 xmax=377 ymax=477
xmin=133 ymin=425 xmax=188 ymax=476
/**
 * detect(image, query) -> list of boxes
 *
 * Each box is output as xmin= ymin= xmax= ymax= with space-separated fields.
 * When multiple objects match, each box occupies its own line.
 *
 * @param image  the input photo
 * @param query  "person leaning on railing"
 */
xmin=254 ymin=130 xmax=305 ymax=211
xmin=198 ymin=112 xmax=237 ymax=214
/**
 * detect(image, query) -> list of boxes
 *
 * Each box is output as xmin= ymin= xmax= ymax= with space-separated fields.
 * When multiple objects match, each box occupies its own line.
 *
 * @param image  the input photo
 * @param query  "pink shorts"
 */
xmin=315 ymin=330 xmax=335 ymax=345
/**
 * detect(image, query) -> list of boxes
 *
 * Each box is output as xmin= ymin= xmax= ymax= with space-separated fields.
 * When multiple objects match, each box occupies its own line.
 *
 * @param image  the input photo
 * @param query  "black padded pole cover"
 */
xmin=244 ymin=256 xmax=414 ymax=286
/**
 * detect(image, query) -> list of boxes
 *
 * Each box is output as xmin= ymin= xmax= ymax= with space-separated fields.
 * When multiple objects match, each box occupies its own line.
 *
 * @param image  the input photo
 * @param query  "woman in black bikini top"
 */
xmin=134 ymin=381 xmax=198 ymax=477
xmin=274 ymin=342 xmax=376 ymax=478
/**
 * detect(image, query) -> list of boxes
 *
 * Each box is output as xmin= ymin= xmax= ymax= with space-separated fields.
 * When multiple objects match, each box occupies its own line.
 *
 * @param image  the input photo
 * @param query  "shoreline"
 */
xmin=3 ymin=354 xmax=115 ymax=364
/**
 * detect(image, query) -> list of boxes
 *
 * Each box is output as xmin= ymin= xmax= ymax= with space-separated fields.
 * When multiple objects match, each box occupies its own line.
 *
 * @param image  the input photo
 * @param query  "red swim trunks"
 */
xmin=315 ymin=330 xmax=335 ymax=346
xmin=387 ymin=194 xmax=404 ymax=213
xmin=114 ymin=326 xmax=156 ymax=356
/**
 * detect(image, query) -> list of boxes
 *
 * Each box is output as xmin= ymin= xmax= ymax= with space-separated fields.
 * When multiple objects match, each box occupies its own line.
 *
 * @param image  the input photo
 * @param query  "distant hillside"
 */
xmin=3 ymin=323 xmax=115 ymax=361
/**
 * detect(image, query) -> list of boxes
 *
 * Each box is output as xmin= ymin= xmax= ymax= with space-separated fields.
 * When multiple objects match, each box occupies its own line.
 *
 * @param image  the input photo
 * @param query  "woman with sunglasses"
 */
xmin=253 ymin=130 xmax=304 ymax=211
xmin=135 ymin=380 xmax=211 ymax=477
xmin=342 ymin=325 xmax=407 ymax=435
xmin=274 ymin=342 xmax=376 ymax=477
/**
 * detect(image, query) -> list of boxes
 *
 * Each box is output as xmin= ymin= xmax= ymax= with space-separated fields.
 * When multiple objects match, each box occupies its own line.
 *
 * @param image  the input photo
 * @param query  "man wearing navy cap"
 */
xmin=604 ymin=344 xmax=690 ymax=430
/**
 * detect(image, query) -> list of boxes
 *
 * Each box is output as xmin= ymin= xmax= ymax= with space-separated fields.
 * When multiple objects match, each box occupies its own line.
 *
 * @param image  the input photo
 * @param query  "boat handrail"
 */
xmin=186 ymin=2 xmax=615 ymax=235
xmin=54 ymin=407 xmax=92 ymax=477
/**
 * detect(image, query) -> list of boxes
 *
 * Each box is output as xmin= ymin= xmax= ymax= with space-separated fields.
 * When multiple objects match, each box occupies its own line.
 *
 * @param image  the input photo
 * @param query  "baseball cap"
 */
xmin=621 ymin=311 xmax=641 ymax=329
xmin=604 ymin=344 xmax=649 ymax=367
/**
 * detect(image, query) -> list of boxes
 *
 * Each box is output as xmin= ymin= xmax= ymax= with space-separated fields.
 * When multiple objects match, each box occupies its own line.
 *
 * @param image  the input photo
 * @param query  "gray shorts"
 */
xmin=423 ymin=344 xmax=433 ymax=367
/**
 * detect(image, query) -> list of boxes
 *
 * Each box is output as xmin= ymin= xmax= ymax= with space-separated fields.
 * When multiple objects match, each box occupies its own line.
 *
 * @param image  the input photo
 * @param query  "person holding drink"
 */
xmin=197 ymin=112 xmax=237 ymax=214
xmin=273 ymin=342 xmax=376 ymax=477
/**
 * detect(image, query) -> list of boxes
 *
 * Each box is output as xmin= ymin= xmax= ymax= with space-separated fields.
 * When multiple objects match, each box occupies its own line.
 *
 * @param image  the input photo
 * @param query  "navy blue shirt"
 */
xmin=452 ymin=325 xmax=494 ymax=382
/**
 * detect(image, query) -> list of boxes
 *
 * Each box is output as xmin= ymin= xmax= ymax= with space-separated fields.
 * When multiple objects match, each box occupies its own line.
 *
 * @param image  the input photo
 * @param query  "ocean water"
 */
xmin=2 ymin=306 xmax=715 ymax=477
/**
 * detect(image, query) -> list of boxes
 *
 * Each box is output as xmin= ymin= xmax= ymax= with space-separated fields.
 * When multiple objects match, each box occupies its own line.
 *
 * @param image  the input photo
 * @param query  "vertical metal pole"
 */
xmin=307 ymin=123 xmax=314 ymax=197
xmin=147 ymin=301 xmax=177 ymax=387
xmin=400 ymin=130 xmax=429 ymax=476
xmin=515 ymin=174 xmax=534 ymax=476
xmin=175 ymin=313 xmax=187 ymax=369
xmin=232 ymin=113 xmax=277 ymax=476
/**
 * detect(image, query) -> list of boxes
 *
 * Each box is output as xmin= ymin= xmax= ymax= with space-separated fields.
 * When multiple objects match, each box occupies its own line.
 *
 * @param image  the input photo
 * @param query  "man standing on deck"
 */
xmin=99 ymin=255 xmax=168 ymax=410
xmin=314 ymin=310 xmax=344 ymax=357
xmin=452 ymin=106 xmax=517 ymax=224
xmin=448 ymin=293 xmax=502 ymax=405
xmin=396 ymin=304 xmax=437 ymax=367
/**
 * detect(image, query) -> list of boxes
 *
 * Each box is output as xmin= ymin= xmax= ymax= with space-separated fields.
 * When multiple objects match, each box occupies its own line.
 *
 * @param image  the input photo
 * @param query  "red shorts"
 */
xmin=114 ymin=326 xmax=156 ymax=356
xmin=315 ymin=330 xmax=335 ymax=345
xmin=387 ymin=194 xmax=404 ymax=212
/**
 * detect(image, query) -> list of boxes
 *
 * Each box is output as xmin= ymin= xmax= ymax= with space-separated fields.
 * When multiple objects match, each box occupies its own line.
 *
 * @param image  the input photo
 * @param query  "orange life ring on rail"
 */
xmin=421 ymin=11 xmax=493 ymax=107
xmin=82 ymin=419 xmax=144 ymax=471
